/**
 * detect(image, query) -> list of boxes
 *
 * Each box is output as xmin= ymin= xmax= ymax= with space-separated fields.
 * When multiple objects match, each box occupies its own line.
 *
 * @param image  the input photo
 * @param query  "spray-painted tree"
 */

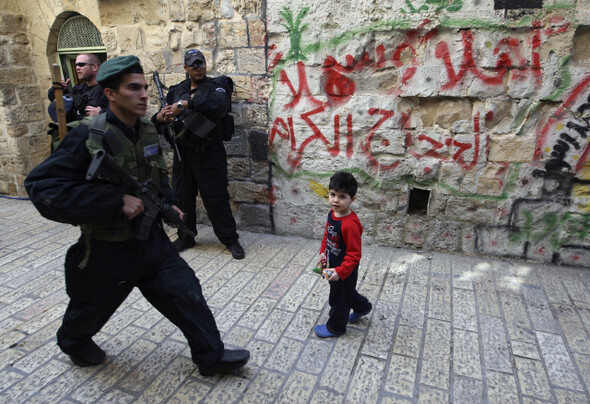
xmin=280 ymin=6 xmax=310 ymax=62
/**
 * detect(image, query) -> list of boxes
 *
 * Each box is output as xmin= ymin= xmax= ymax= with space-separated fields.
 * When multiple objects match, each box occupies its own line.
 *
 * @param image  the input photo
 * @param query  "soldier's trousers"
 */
xmin=58 ymin=223 xmax=224 ymax=369
xmin=172 ymin=141 xmax=238 ymax=246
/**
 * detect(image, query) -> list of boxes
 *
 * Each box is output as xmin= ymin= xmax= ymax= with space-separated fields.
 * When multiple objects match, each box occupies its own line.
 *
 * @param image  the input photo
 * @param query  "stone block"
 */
xmin=99 ymin=2 xmax=135 ymax=25
xmin=0 ymin=67 xmax=33 ymax=85
xmin=445 ymin=197 xmax=497 ymax=224
xmin=187 ymin=0 xmax=218 ymax=22
xmin=425 ymin=221 xmax=461 ymax=251
xmin=488 ymin=133 xmax=536 ymax=163
xmin=237 ymin=48 xmax=266 ymax=74
xmin=251 ymin=160 xmax=269 ymax=183
xmin=476 ymin=163 xmax=510 ymax=197
xmin=228 ymin=156 xmax=250 ymax=180
xmin=419 ymin=98 xmax=472 ymax=130
xmin=0 ymin=85 xmax=16 ymax=106
xmin=168 ymin=0 xmax=185 ymax=22
xmin=15 ymin=85 xmax=41 ymax=105
xmin=237 ymin=203 xmax=272 ymax=232
xmin=215 ymin=49 xmax=236 ymax=75
xmin=229 ymin=181 xmax=270 ymax=203
xmin=247 ymin=17 xmax=266 ymax=46
xmin=242 ymin=102 xmax=267 ymax=127
xmin=219 ymin=20 xmax=248 ymax=48
xmin=0 ymin=13 xmax=25 ymax=34
xmin=6 ymin=45 xmax=30 ymax=65
xmin=249 ymin=129 xmax=268 ymax=161
xmin=403 ymin=216 xmax=430 ymax=246
xmin=116 ymin=25 xmax=145 ymax=52
xmin=224 ymin=128 xmax=249 ymax=156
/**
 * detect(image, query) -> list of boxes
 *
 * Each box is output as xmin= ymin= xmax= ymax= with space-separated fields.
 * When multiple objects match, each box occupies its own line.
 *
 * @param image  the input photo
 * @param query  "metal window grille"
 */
xmin=57 ymin=16 xmax=104 ymax=51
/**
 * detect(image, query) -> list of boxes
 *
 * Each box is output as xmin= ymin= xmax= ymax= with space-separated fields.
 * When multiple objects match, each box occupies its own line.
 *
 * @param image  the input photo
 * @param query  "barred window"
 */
xmin=57 ymin=16 xmax=105 ymax=51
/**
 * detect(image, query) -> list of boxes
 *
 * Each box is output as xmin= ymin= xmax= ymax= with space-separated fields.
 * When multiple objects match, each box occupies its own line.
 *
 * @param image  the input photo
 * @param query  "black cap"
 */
xmin=97 ymin=55 xmax=141 ymax=84
xmin=184 ymin=49 xmax=206 ymax=66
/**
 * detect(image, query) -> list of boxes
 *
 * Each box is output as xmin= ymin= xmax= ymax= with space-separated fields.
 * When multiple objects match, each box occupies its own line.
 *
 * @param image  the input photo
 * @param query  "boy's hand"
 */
xmin=317 ymin=253 xmax=327 ymax=269
xmin=327 ymin=270 xmax=340 ymax=281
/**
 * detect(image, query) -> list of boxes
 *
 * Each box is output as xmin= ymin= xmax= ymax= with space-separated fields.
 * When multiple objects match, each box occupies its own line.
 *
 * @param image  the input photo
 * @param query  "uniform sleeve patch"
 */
xmin=144 ymin=144 xmax=159 ymax=157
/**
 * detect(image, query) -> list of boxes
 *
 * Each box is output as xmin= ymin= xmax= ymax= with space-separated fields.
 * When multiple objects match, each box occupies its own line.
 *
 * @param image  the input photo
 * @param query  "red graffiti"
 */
xmin=268 ymin=44 xmax=283 ymax=72
xmin=360 ymin=108 xmax=399 ymax=171
xmin=323 ymin=56 xmax=357 ymax=106
xmin=280 ymin=61 xmax=324 ymax=110
xmin=409 ymin=113 xmax=482 ymax=170
xmin=435 ymin=30 xmax=511 ymax=90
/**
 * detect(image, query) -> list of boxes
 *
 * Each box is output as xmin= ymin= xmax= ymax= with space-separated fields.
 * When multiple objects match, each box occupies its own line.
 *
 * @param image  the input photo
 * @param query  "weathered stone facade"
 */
xmin=267 ymin=1 xmax=590 ymax=267
xmin=0 ymin=1 xmax=589 ymax=267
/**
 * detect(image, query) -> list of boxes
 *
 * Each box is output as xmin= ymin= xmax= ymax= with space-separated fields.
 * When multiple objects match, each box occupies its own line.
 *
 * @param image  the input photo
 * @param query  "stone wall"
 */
xmin=0 ymin=12 xmax=47 ymax=196
xmin=267 ymin=1 xmax=590 ymax=266
xmin=1 ymin=0 xmax=272 ymax=234
xmin=1 ymin=0 xmax=589 ymax=267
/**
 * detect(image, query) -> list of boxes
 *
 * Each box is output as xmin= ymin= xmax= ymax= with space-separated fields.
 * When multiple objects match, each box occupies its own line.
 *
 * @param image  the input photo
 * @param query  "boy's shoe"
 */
xmin=198 ymin=349 xmax=250 ymax=376
xmin=314 ymin=324 xmax=344 ymax=338
xmin=349 ymin=308 xmax=372 ymax=324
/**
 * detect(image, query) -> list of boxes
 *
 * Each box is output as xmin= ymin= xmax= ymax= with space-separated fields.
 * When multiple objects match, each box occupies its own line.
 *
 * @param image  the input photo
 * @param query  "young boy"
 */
xmin=314 ymin=171 xmax=372 ymax=338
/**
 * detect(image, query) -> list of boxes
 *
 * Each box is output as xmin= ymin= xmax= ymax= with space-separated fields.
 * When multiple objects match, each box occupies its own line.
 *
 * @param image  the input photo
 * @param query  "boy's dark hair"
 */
xmin=101 ymin=65 xmax=144 ymax=91
xmin=329 ymin=171 xmax=358 ymax=198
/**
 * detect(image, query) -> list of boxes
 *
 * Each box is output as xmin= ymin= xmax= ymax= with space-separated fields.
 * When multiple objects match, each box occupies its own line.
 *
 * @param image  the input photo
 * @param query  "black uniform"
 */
xmin=152 ymin=76 xmax=239 ymax=247
xmin=48 ymin=82 xmax=109 ymax=122
xmin=24 ymin=110 xmax=225 ymax=369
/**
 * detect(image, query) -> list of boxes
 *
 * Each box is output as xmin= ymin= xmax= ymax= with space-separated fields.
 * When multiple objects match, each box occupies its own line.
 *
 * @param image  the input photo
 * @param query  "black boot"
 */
xmin=198 ymin=349 xmax=250 ymax=376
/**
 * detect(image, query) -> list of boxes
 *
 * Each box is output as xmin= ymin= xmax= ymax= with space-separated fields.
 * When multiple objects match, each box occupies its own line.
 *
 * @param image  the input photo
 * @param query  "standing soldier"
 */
xmin=153 ymin=49 xmax=245 ymax=259
xmin=25 ymin=55 xmax=249 ymax=375
xmin=48 ymin=53 xmax=108 ymax=122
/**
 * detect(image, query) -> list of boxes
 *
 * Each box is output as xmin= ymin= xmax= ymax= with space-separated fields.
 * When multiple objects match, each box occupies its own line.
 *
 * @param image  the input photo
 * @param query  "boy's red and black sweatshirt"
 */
xmin=320 ymin=209 xmax=363 ymax=280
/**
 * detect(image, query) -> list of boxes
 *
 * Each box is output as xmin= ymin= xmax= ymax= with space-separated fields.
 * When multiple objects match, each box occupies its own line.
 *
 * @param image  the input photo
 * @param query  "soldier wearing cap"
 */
xmin=153 ymin=49 xmax=245 ymax=259
xmin=25 ymin=55 xmax=250 ymax=376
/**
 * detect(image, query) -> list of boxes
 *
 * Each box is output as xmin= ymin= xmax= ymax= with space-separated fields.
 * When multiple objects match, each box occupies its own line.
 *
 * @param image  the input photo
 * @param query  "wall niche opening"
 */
xmin=408 ymin=188 xmax=431 ymax=215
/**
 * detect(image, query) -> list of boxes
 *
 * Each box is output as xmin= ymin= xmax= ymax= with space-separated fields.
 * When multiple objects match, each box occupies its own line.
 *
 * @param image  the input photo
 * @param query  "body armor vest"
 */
xmin=79 ymin=114 xmax=168 ymax=241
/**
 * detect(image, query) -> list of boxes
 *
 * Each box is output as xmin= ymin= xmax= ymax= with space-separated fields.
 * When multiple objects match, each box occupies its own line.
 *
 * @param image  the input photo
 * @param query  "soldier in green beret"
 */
xmin=25 ymin=55 xmax=250 ymax=376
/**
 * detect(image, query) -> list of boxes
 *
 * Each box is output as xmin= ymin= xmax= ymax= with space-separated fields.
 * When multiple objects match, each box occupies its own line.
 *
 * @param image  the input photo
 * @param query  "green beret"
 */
xmin=97 ymin=55 xmax=141 ymax=83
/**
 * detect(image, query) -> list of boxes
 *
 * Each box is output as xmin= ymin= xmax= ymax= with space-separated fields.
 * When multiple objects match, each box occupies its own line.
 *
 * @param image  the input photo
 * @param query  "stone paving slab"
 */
xmin=1 ymin=197 xmax=590 ymax=403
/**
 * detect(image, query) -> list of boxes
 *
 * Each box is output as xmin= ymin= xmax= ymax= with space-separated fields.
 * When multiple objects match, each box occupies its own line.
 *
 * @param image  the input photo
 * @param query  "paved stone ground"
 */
xmin=1 ymin=197 xmax=590 ymax=403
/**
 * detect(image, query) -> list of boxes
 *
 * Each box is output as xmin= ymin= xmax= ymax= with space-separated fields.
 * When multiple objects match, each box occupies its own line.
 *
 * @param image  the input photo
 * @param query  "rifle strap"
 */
xmin=88 ymin=113 xmax=124 ymax=155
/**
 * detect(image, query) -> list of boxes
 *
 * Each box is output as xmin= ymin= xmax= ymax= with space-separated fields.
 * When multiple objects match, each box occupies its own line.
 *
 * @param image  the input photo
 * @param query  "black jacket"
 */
xmin=152 ymin=76 xmax=231 ymax=149
xmin=25 ymin=109 xmax=175 ymax=226
xmin=48 ymin=82 xmax=109 ymax=122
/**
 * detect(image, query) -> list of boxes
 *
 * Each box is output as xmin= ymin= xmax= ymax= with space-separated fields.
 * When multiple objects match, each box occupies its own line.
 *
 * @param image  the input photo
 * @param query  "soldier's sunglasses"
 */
xmin=190 ymin=61 xmax=206 ymax=69
xmin=75 ymin=62 xmax=93 ymax=67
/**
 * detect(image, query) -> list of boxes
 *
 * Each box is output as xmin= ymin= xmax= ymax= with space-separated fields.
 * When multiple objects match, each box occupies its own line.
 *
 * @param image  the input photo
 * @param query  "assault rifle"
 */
xmin=152 ymin=71 xmax=182 ymax=161
xmin=86 ymin=149 xmax=195 ymax=241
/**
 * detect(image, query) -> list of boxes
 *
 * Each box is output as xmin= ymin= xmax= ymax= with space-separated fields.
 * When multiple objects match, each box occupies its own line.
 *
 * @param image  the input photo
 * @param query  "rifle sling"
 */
xmin=88 ymin=113 xmax=124 ymax=155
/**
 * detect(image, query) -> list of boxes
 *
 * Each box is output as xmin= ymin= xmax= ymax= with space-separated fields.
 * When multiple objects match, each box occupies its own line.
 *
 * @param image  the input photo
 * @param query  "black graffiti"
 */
xmin=494 ymin=0 xmax=542 ymax=9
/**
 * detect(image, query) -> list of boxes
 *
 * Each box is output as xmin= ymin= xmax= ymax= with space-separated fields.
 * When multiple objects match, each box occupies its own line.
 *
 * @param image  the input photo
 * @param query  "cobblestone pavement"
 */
xmin=1 ymin=197 xmax=590 ymax=403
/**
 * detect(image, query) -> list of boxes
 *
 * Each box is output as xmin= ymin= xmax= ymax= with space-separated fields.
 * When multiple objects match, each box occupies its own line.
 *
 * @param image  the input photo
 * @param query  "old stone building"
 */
xmin=1 ymin=0 xmax=589 ymax=267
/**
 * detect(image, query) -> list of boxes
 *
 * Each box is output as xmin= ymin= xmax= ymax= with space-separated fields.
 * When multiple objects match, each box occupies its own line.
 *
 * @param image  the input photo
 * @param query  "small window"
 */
xmin=408 ymin=188 xmax=430 ymax=215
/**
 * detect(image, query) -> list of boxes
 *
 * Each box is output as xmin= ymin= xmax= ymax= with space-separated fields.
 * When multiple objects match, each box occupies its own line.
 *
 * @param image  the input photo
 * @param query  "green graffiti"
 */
xmin=269 ymin=150 xmax=518 ymax=202
xmin=280 ymin=6 xmax=310 ymax=62
xmin=508 ymin=210 xmax=590 ymax=249
xmin=509 ymin=210 xmax=533 ymax=243
xmin=402 ymin=0 xmax=463 ymax=13
xmin=547 ymin=56 xmax=572 ymax=101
